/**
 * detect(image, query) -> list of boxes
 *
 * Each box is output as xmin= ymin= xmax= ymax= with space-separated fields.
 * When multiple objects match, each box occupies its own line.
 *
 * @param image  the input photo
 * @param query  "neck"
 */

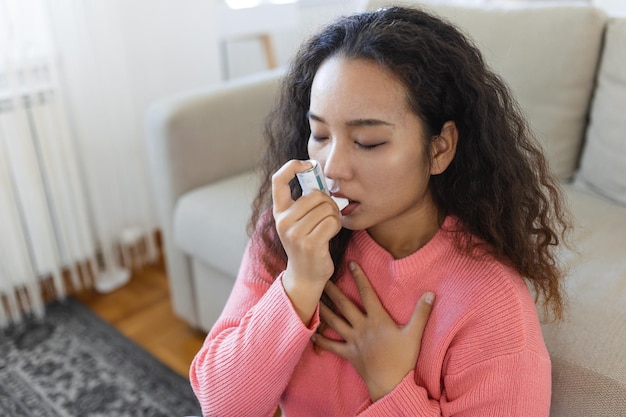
xmin=367 ymin=204 xmax=442 ymax=260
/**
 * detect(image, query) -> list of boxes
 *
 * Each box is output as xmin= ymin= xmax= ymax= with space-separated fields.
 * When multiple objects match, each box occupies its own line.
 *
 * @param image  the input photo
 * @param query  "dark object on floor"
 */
xmin=0 ymin=297 xmax=201 ymax=417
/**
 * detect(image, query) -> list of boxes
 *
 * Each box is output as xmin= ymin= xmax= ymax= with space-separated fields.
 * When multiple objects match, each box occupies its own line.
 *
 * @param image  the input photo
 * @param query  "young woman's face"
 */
xmin=307 ymin=56 xmax=438 ymax=234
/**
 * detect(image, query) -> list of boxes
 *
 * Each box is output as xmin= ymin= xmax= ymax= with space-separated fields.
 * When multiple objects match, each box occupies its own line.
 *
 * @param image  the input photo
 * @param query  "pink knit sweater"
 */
xmin=190 ymin=216 xmax=551 ymax=416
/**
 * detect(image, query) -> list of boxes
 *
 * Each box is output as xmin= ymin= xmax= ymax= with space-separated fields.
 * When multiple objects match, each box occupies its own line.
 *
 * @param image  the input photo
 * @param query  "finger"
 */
xmin=319 ymin=302 xmax=352 ymax=338
xmin=299 ymin=188 xmax=342 ymax=223
xmin=311 ymin=333 xmax=350 ymax=359
xmin=324 ymin=281 xmax=365 ymax=325
xmin=405 ymin=292 xmax=435 ymax=338
xmin=348 ymin=261 xmax=384 ymax=314
xmin=300 ymin=197 xmax=342 ymax=238
xmin=272 ymin=160 xmax=313 ymax=213
xmin=279 ymin=196 xmax=341 ymax=243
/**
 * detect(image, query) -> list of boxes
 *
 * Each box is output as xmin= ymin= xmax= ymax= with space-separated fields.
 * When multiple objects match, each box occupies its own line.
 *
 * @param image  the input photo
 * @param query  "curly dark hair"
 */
xmin=248 ymin=6 xmax=570 ymax=320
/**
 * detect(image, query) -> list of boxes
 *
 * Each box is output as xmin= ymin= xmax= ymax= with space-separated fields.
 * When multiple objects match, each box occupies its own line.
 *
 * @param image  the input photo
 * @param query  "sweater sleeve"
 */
xmin=190 ymin=238 xmax=320 ymax=417
xmin=440 ymin=348 xmax=551 ymax=416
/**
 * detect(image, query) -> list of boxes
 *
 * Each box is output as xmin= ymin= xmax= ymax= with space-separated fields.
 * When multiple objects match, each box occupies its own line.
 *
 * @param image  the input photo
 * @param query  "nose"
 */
xmin=322 ymin=139 xmax=351 ymax=186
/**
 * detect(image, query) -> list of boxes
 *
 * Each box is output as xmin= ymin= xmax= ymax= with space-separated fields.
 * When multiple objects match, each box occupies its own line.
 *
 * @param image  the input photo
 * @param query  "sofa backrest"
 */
xmin=366 ymin=1 xmax=607 ymax=180
xmin=575 ymin=17 xmax=626 ymax=207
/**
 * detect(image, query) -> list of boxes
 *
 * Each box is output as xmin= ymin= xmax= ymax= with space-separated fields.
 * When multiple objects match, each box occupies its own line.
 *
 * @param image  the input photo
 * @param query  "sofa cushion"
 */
xmin=174 ymin=171 xmax=258 ymax=278
xmin=541 ymin=184 xmax=626 ymax=417
xmin=367 ymin=2 xmax=606 ymax=180
xmin=575 ymin=18 xmax=626 ymax=207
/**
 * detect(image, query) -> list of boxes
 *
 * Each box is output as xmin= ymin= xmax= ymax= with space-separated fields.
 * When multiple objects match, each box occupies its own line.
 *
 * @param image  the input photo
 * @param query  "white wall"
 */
xmin=116 ymin=0 xmax=222 ymax=117
xmin=223 ymin=0 xmax=363 ymax=80
xmin=592 ymin=0 xmax=626 ymax=15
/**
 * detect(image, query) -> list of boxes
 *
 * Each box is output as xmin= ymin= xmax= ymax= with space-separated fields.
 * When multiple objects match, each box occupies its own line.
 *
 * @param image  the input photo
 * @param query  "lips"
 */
xmin=341 ymin=199 xmax=361 ymax=215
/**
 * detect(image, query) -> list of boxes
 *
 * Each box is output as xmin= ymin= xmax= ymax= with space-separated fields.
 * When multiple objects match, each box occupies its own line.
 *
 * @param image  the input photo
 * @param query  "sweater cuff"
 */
xmin=275 ymin=271 xmax=321 ymax=332
xmin=355 ymin=371 xmax=439 ymax=416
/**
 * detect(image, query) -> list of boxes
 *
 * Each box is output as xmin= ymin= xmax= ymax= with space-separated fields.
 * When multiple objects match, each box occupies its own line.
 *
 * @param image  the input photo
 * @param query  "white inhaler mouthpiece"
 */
xmin=296 ymin=160 xmax=349 ymax=211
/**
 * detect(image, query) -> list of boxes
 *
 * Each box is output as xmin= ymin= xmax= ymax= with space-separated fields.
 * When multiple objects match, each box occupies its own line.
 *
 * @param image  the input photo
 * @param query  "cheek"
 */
xmin=383 ymin=147 xmax=429 ymax=178
xmin=360 ymin=166 xmax=404 ymax=203
xmin=367 ymin=154 xmax=430 ymax=198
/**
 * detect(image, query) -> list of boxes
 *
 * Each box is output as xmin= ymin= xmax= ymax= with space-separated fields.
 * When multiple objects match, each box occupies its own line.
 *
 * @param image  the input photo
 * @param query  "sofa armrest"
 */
xmin=144 ymin=68 xmax=282 ymax=327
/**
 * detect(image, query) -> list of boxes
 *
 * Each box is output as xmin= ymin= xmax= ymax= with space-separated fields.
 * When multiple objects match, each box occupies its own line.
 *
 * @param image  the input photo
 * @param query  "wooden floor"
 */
xmin=74 ymin=260 xmax=206 ymax=378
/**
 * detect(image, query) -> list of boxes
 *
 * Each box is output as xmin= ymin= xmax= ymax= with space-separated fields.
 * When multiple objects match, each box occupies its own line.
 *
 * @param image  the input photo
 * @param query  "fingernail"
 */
xmin=424 ymin=292 xmax=435 ymax=305
xmin=349 ymin=261 xmax=356 ymax=271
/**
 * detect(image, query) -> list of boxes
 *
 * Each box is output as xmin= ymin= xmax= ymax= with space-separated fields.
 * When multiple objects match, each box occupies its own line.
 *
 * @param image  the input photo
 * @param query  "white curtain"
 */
xmin=0 ymin=0 xmax=158 ymax=328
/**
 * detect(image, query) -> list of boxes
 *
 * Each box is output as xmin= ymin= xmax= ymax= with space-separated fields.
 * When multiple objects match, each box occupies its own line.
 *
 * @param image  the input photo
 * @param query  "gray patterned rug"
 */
xmin=0 ymin=297 xmax=201 ymax=417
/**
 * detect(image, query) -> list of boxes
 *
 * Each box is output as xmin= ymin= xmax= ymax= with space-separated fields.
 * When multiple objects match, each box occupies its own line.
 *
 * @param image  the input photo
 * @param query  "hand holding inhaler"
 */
xmin=296 ymin=160 xmax=349 ymax=210
xmin=271 ymin=159 xmax=343 ymax=325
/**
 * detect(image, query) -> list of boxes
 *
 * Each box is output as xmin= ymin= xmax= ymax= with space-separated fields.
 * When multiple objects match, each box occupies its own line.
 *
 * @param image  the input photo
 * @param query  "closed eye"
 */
xmin=311 ymin=134 xmax=329 ymax=142
xmin=356 ymin=142 xmax=386 ymax=150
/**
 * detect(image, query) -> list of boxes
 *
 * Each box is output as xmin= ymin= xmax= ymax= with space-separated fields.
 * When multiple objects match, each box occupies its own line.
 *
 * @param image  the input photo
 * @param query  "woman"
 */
xmin=191 ymin=6 xmax=569 ymax=416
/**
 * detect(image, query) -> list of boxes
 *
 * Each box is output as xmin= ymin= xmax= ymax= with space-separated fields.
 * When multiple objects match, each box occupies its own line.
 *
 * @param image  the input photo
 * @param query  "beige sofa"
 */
xmin=145 ymin=3 xmax=626 ymax=416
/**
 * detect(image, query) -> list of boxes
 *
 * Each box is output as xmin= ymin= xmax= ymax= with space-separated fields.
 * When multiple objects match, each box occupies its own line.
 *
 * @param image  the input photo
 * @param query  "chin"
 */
xmin=340 ymin=216 xmax=373 ymax=232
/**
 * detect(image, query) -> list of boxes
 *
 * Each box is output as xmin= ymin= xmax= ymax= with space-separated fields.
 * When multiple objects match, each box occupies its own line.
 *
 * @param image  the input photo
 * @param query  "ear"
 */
xmin=430 ymin=121 xmax=458 ymax=175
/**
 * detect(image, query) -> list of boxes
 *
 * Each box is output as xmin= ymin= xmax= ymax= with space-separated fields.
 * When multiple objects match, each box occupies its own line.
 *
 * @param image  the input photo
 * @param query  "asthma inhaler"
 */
xmin=296 ymin=160 xmax=349 ymax=211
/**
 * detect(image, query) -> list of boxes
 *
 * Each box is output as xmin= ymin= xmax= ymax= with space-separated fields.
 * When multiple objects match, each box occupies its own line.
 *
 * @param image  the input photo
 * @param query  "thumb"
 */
xmin=405 ymin=292 xmax=435 ymax=338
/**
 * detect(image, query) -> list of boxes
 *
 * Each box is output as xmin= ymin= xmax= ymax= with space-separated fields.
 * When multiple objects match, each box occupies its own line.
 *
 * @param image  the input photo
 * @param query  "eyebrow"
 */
xmin=307 ymin=111 xmax=395 ymax=127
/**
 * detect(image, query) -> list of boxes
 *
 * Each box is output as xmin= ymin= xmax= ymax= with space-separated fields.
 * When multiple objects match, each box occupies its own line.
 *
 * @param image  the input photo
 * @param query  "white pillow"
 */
xmin=575 ymin=18 xmax=626 ymax=207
